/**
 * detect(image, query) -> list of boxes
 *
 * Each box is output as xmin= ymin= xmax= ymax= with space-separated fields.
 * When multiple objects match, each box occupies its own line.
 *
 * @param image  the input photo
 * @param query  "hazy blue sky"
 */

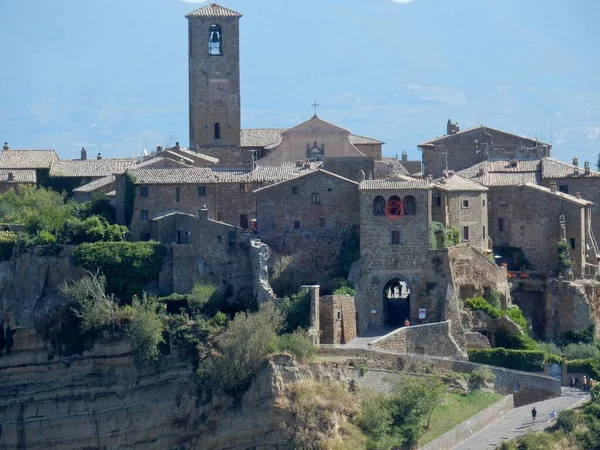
xmin=1 ymin=0 xmax=598 ymax=162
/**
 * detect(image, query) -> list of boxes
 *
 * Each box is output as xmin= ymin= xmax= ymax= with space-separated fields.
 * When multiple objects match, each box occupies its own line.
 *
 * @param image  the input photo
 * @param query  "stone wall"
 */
xmin=446 ymin=190 xmax=488 ymax=250
xmin=353 ymin=143 xmax=382 ymax=160
xmin=488 ymin=184 xmax=588 ymax=277
xmin=318 ymin=347 xmax=562 ymax=405
xmin=322 ymin=156 xmax=375 ymax=182
xmin=369 ymin=320 xmax=467 ymax=359
xmin=545 ymin=278 xmax=594 ymax=340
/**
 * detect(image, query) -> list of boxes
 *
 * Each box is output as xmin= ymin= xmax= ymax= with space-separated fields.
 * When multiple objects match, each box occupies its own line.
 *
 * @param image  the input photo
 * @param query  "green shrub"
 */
xmin=564 ymin=342 xmax=600 ymax=360
xmin=279 ymin=288 xmax=311 ymax=334
xmin=493 ymin=245 xmax=529 ymax=270
xmin=126 ymin=294 xmax=165 ymax=367
xmin=506 ymin=307 xmax=528 ymax=330
xmin=332 ymin=278 xmax=356 ymax=296
xmin=494 ymin=329 xmax=537 ymax=351
xmin=469 ymin=366 xmax=496 ymax=385
xmin=430 ymin=222 xmax=460 ymax=249
xmin=567 ymin=359 xmax=600 ymax=379
xmin=269 ymin=255 xmax=304 ymax=297
xmin=556 ymin=409 xmax=580 ymax=433
xmin=275 ymin=329 xmax=316 ymax=361
xmin=563 ymin=325 xmax=595 ymax=345
xmin=464 ymin=297 xmax=502 ymax=319
xmin=557 ymin=241 xmax=573 ymax=268
xmin=188 ymin=283 xmax=222 ymax=316
xmin=537 ymin=341 xmax=562 ymax=357
xmin=0 ymin=230 xmax=16 ymax=261
xmin=73 ymin=241 xmax=167 ymax=301
xmin=74 ymin=193 xmax=116 ymax=223
xmin=468 ymin=348 xmax=548 ymax=372
xmin=486 ymin=289 xmax=503 ymax=309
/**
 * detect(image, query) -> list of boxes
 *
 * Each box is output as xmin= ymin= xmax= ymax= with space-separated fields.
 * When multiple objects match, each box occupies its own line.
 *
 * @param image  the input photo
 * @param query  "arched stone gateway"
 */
xmin=382 ymin=277 xmax=411 ymax=326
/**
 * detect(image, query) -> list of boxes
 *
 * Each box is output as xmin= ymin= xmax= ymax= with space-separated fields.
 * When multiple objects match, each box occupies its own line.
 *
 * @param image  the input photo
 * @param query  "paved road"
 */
xmin=452 ymin=388 xmax=589 ymax=449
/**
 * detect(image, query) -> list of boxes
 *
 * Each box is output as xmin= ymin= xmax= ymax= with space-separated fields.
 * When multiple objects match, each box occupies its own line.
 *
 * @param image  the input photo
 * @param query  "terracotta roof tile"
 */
xmin=129 ymin=167 xmax=217 ymax=184
xmin=523 ymin=183 xmax=592 ymax=206
xmin=380 ymin=157 xmax=409 ymax=175
xmin=72 ymin=175 xmax=115 ymax=193
xmin=0 ymin=169 xmax=37 ymax=183
xmin=0 ymin=150 xmax=58 ymax=169
xmin=186 ymin=3 xmax=242 ymax=18
xmin=50 ymin=158 xmax=137 ymax=178
xmin=418 ymin=125 xmax=546 ymax=147
xmin=359 ymin=179 xmax=430 ymax=190
xmin=432 ymin=174 xmax=488 ymax=192
xmin=240 ymin=128 xmax=382 ymax=148
xmin=541 ymin=157 xmax=600 ymax=179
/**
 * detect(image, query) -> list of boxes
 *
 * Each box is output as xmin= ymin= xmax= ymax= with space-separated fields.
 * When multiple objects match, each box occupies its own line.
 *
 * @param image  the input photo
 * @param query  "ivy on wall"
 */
xmin=124 ymin=173 xmax=137 ymax=228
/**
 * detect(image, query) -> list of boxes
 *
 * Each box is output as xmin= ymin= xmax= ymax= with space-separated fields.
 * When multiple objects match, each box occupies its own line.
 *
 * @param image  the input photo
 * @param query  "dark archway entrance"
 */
xmin=383 ymin=278 xmax=411 ymax=327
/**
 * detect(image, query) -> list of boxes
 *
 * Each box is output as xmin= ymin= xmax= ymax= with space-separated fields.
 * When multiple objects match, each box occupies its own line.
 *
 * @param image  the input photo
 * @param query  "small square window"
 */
xmin=319 ymin=217 xmax=326 ymax=227
xmin=198 ymin=186 xmax=206 ymax=197
xmin=559 ymin=185 xmax=569 ymax=194
xmin=294 ymin=220 xmax=300 ymax=229
xmin=462 ymin=226 xmax=470 ymax=241
xmin=139 ymin=186 xmax=148 ymax=197
xmin=570 ymin=238 xmax=576 ymax=250
xmin=391 ymin=230 xmax=401 ymax=244
xmin=462 ymin=199 xmax=470 ymax=208
xmin=175 ymin=188 xmax=180 ymax=202
xmin=292 ymin=186 xmax=299 ymax=194
xmin=311 ymin=193 xmax=320 ymax=204
xmin=140 ymin=210 xmax=149 ymax=221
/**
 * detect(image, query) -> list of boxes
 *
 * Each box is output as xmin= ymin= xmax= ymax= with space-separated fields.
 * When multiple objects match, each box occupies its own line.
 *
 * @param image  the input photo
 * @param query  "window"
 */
xmin=498 ymin=218 xmax=507 ymax=232
xmin=570 ymin=238 xmax=576 ymax=250
xmin=462 ymin=199 xmax=470 ymax=208
xmin=390 ymin=230 xmax=401 ymax=244
xmin=483 ymin=226 xmax=486 ymax=239
xmin=240 ymin=183 xmax=247 ymax=193
xmin=294 ymin=220 xmax=300 ymax=229
xmin=240 ymin=214 xmax=248 ymax=229
xmin=208 ymin=24 xmax=222 ymax=56
xmin=387 ymin=195 xmax=403 ymax=217
xmin=336 ymin=311 xmax=342 ymax=321
xmin=482 ymin=199 xmax=486 ymax=207
xmin=559 ymin=185 xmax=569 ymax=194
xmin=311 ymin=193 xmax=320 ymax=204
xmin=403 ymin=195 xmax=416 ymax=215
xmin=140 ymin=210 xmax=149 ymax=221
xmin=198 ymin=186 xmax=206 ymax=197
xmin=319 ymin=218 xmax=326 ymax=227
xmin=214 ymin=122 xmax=221 ymax=140
xmin=139 ymin=186 xmax=148 ymax=197
xmin=292 ymin=186 xmax=299 ymax=195
xmin=433 ymin=190 xmax=441 ymax=207
xmin=462 ymin=226 xmax=470 ymax=241
xmin=175 ymin=188 xmax=180 ymax=202
xmin=373 ymin=195 xmax=386 ymax=216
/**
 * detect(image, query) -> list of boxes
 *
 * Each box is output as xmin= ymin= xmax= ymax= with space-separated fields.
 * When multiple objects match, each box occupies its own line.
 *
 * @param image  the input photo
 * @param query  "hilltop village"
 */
xmin=1 ymin=3 xmax=599 ymax=355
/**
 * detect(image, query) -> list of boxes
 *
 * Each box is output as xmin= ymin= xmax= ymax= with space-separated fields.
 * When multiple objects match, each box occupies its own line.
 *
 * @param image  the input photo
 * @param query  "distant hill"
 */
xmin=0 ymin=0 xmax=598 ymax=162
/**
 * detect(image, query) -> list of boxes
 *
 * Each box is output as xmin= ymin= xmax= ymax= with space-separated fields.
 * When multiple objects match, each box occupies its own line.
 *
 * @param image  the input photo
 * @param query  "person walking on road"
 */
xmin=583 ymin=375 xmax=588 ymax=392
xmin=569 ymin=376 xmax=575 ymax=391
xmin=531 ymin=406 xmax=537 ymax=424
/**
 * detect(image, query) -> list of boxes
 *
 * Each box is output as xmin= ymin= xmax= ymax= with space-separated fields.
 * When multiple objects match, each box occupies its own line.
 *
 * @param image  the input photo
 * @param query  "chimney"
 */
xmin=175 ymin=141 xmax=181 ymax=152
xmin=156 ymin=145 xmax=163 ymax=153
xmin=584 ymin=161 xmax=590 ymax=175
xmin=2 ymin=142 xmax=8 ymax=151
xmin=80 ymin=147 xmax=87 ymax=160
xmin=446 ymin=119 xmax=459 ymax=135
xmin=550 ymin=181 xmax=557 ymax=193
xmin=576 ymin=192 xmax=582 ymax=199
xmin=574 ymin=156 xmax=579 ymax=175
xmin=478 ymin=165 xmax=487 ymax=177
xmin=7 ymin=172 xmax=14 ymax=182
xmin=97 ymin=153 xmax=102 ymax=160
xmin=295 ymin=160 xmax=303 ymax=168
xmin=402 ymin=151 xmax=408 ymax=162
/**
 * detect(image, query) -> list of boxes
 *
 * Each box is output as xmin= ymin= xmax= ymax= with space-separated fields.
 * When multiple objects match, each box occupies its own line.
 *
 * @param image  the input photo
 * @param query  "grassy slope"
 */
xmin=420 ymin=390 xmax=504 ymax=445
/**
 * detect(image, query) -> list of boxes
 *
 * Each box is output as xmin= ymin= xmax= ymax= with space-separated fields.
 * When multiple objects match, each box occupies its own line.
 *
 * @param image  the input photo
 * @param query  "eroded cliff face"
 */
xmin=0 ymin=247 xmax=85 ymax=329
xmin=0 ymin=329 xmax=345 ymax=450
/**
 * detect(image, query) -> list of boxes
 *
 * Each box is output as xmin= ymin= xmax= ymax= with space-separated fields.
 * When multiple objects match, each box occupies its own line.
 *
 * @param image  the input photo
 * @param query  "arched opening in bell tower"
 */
xmin=208 ymin=24 xmax=222 ymax=55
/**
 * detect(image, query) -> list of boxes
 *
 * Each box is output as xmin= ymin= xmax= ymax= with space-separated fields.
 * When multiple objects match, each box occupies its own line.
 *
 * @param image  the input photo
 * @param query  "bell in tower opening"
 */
xmin=208 ymin=24 xmax=222 ymax=55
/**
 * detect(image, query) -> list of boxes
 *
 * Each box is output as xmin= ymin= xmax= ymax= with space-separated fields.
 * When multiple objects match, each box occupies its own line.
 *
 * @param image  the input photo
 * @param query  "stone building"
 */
xmin=117 ymin=164 xmax=318 ymax=240
xmin=0 ymin=170 xmax=36 ymax=193
xmin=418 ymin=120 xmax=551 ymax=178
xmin=254 ymin=169 xmax=360 ymax=282
xmin=431 ymin=172 xmax=489 ymax=251
xmin=0 ymin=145 xmax=59 ymax=187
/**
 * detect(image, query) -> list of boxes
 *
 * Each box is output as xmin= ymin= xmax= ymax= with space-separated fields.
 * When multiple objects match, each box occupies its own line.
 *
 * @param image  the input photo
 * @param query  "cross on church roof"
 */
xmin=311 ymin=101 xmax=320 ymax=115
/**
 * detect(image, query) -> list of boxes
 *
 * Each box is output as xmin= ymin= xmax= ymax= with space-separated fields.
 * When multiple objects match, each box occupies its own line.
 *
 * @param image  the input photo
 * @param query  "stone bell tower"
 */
xmin=186 ymin=3 xmax=242 ymax=157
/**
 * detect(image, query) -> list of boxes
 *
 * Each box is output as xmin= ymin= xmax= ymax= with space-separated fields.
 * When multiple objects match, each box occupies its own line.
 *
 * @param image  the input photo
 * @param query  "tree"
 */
xmin=199 ymin=302 xmax=283 ymax=395
xmin=126 ymin=294 xmax=165 ymax=366
xmin=60 ymin=270 xmax=119 ymax=332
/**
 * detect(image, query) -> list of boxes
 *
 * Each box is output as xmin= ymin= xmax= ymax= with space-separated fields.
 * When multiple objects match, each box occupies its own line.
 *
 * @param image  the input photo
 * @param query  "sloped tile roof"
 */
xmin=432 ymin=174 xmax=488 ymax=192
xmin=0 ymin=150 xmax=58 ymax=169
xmin=253 ymin=169 xmax=358 ymax=194
xmin=418 ymin=125 xmax=546 ymax=147
xmin=0 ymin=169 xmax=37 ymax=183
xmin=523 ymin=183 xmax=592 ymax=206
xmin=175 ymin=147 xmax=219 ymax=164
xmin=186 ymin=3 xmax=242 ymax=18
xmin=541 ymin=157 xmax=600 ymax=179
xmin=458 ymin=160 xmax=542 ymax=186
xmin=120 ymin=155 xmax=190 ymax=173
xmin=402 ymin=160 xmax=422 ymax=175
xmin=129 ymin=167 xmax=217 ymax=184
xmin=72 ymin=175 xmax=115 ymax=193
xmin=240 ymin=128 xmax=382 ymax=148
xmin=380 ymin=157 xmax=409 ymax=175
xmin=359 ymin=179 xmax=430 ymax=190
xmin=49 ymin=158 xmax=137 ymax=178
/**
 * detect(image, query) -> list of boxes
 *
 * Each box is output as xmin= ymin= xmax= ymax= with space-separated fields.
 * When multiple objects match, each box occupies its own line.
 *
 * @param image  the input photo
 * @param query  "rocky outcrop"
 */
xmin=0 ymin=247 xmax=85 ymax=329
xmin=250 ymin=238 xmax=274 ymax=304
xmin=0 ymin=329 xmax=348 ymax=450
